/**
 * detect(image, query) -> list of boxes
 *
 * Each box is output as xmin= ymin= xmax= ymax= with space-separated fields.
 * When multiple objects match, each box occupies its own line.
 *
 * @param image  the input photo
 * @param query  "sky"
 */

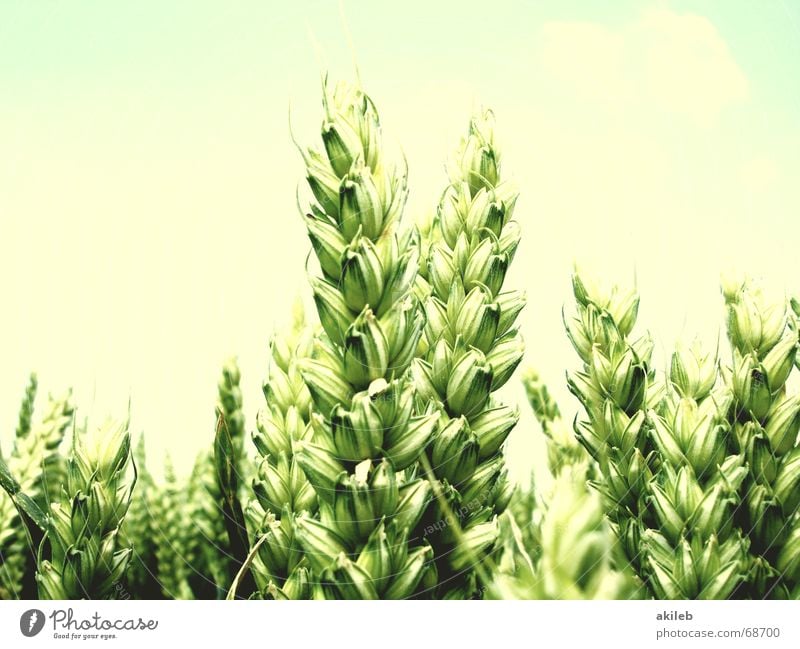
xmin=1 ymin=1 xmax=799 ymax=484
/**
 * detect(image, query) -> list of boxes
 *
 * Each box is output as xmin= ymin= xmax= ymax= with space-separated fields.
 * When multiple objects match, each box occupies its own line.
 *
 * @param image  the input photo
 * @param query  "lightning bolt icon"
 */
xmin=28 ymin=612 xmax=38 ymax=632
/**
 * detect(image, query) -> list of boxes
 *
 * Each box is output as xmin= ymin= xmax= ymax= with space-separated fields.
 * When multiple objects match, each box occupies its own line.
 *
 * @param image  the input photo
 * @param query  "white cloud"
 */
xmin=538 ymin=8 xmax=748 ymax=123
xmin=640 ymin=9 xmax=748 ymax=123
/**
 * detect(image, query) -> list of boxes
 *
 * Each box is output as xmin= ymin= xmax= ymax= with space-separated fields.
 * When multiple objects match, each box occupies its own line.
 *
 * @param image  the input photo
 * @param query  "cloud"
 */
xmin=538 ymin=8 xmax=748 ymax=124
xmin=640 ymin=9 xmax=748 ymax=123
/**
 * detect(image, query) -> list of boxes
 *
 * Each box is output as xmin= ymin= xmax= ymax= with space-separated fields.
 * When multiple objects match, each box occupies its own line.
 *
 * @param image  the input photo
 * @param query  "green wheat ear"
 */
xmin=152 ymin=456 xmax=196 ymax=600
xmin=191 ymin=450 xmax=234 ymax=599
xmin=644 ymin=340 xmax=749 ymax=599
xmin=535 ymin=462 xmax=638 ymax=599
xmin=411 ymin=109 xmax=523 ymax=598
xmin=213 ymin=357 xmax=255 ymax=597
xmin=15 ymin=373 xmax=38 ymax=440
xmin=36 ymin=419 xmax=134 ymax=599
xmin=723 ymin=280 xmax=800 ymax=597
xmin=0 ymin=383 xmax=73 ymax=599
xmin=523 ymin=368 xmax=586 ymax=474
xmin=564 ymin=270 xmax=657 ymax=585
xmin=494 ymin=369 xmax=637 ymax=600
xmin=246 ymin=301 xmax=318 ymax=599
xmin=292 ymin=78 xmax=437 ymax=599
xmin=1 ymin=373 xmax=37 ymax=599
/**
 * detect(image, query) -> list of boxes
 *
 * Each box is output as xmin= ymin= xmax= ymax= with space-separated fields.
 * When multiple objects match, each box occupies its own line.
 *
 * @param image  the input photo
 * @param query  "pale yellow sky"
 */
xmin=2 ymin=2 xmax=799 ymax=484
